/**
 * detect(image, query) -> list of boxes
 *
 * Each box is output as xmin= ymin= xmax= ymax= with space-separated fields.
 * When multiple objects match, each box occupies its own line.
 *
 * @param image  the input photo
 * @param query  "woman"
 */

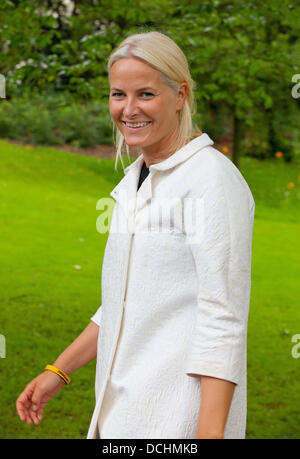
xmin=16 ymin=31 xmax=255 ymax=439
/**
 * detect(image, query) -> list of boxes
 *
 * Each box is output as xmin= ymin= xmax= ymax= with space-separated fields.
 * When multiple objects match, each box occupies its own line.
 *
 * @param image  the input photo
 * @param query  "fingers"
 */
xmin=16 ymin=385 xmax=33 ymax=422
xmin=28 ymin=407 xmax=41 ymax=425
xmin=16 ymin=382 xmax=44 ymax=425
xmin=30 ymin=387 xmax=44 ymax=425
xmin=16 ymin=395 xmax=26 ymax=422
xmin=17 ymin=372 xmax=64 ymax=426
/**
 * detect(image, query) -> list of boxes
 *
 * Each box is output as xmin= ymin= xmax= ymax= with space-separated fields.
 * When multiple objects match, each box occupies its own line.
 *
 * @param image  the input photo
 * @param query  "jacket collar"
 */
xmin=110 ymin=133 xmax=214 ymax=215
xmin=124 ymin=132 xmax=214 ymax=174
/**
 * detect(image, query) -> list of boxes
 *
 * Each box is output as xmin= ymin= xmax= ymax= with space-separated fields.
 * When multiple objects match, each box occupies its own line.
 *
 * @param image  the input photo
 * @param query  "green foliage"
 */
xmin=0 ymin=90 xmax=113 ymax=147
xmin=169 ymin=0 xmax=300 ymax=160
xmin=0 ymin=0 xmax=174 ymax=99
xmin=0 ymin=0 xmax=300 ymax=161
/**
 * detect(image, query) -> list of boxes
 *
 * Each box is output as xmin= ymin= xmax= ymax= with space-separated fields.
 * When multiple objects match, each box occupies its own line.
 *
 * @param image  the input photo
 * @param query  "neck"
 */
xmin=141 ymin=124 xmax=179 ymax=168
xmin=142 ymin=148 xmax=175 ymax=169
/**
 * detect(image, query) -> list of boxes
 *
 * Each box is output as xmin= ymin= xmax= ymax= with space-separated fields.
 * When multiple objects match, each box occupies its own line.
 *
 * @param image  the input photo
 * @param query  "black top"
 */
xmin=137 ymin=161 xmax=149 ymax=191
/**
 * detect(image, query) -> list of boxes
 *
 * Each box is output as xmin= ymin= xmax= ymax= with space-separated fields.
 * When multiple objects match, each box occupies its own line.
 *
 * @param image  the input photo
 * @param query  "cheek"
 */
xmin=150 ymin=98 xmax=177 ymax=126
xmin=109 ymin=100 xmax=121 ymax=122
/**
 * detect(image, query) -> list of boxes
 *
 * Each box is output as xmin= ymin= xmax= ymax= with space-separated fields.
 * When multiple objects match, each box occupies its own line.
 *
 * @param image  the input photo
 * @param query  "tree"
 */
xmin=168 ymin=0 xmax=300 ymax=166
xmin=1 ymin=0 xmax=174 ymax=99
xmin=1 ymin=0 xmax=299 ymax=164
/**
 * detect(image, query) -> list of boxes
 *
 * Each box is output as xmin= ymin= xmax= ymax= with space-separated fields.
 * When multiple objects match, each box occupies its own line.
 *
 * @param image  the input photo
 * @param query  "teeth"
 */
xmin=125 ymin=121 xmax=151 ymax=128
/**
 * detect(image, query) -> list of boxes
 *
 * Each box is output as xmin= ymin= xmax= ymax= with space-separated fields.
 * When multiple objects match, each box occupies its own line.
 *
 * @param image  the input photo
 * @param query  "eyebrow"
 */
xmin=110 ymin=86 xmax=156 ymax=92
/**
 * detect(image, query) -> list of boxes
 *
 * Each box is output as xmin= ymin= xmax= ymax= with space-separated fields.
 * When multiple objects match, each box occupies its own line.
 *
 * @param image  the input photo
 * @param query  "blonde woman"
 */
xmin=16 ymin=31 xmax=255 ymax=439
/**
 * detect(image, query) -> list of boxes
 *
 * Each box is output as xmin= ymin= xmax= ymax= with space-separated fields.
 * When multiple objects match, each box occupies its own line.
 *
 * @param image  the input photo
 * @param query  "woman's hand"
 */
xmin=16 ymin=321 xmax=99 ymax=426
xmin=16 ymin=371 xmax=65 ymax=425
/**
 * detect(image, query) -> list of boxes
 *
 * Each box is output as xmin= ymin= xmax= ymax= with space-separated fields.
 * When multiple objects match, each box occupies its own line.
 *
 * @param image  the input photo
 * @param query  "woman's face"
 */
xmin=109 ymin=57 xmax=187 ymax=157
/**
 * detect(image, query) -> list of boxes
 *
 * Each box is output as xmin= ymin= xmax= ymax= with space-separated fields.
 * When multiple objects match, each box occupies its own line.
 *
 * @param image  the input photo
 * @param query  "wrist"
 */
xmin=44 ymin=364 xmax=71 ymax=385
xmin=196 ymin=431 xmax=224 ymax=439
xmin=52 ymin=358 xmax=74 ymax=376
xmin=196 ymin=417 xmax=225 ymax=439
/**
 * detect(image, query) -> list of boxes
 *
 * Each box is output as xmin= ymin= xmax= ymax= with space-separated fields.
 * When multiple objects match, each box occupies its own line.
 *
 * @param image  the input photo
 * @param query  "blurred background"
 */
xmin=0 ymin=0 xmax=299 ymax=439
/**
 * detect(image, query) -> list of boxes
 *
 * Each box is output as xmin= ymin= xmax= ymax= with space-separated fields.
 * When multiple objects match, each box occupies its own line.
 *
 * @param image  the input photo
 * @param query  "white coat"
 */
xmin=87 ymin=133 xmax=255 ymax=439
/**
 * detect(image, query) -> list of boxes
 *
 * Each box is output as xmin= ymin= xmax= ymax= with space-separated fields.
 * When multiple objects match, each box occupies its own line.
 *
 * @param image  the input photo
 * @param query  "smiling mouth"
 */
xmin=122 ymin=121 xmax=152 ymax=129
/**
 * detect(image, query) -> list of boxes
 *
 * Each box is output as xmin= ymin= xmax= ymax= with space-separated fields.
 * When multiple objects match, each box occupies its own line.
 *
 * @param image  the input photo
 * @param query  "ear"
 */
xmin=176 ymin=81 xmax=188 ymax=111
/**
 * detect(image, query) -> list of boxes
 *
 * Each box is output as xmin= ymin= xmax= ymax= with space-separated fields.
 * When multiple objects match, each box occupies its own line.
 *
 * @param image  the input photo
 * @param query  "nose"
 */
xmin=122 ymin=96 xmax=140 ymax=119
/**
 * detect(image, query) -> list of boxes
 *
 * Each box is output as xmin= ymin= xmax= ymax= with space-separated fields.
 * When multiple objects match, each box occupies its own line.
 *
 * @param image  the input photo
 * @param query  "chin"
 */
xmin=123 ymin=135 xmax=148 ymax=148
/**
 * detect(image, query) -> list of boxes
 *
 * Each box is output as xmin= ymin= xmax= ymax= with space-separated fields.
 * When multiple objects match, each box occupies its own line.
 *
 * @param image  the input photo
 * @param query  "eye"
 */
xmin=140 ymin=92 xmax=154 ymax=98
xmin=111 ymin=92 xmax=124 ymax=98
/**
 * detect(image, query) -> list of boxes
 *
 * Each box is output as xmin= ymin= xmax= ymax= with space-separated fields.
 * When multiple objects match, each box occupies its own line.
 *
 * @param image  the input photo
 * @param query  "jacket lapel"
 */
xmin=110 ymin=153 xmax=152 ymax=217
xmin=109 ymin=133 xmax=214 ymax=217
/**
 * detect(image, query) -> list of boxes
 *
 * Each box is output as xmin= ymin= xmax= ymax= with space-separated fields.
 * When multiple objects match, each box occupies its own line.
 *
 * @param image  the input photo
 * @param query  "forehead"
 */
xmin=109 ymin=57 xmax=164 ymax=89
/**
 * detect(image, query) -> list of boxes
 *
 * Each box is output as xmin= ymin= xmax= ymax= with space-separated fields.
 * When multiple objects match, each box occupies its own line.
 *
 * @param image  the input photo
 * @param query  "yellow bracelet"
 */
xmin=45 ymin=364 xmax=71 ymax=385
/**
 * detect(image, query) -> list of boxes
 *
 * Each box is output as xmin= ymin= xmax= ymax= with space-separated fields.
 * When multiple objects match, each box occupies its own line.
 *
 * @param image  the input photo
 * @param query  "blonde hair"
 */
xmin=107 ymin=31 xmax=202 ymax=171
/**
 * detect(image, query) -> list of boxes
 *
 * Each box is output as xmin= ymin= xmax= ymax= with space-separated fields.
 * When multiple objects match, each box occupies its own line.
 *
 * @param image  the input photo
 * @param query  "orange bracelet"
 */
xmin=45 ymin=364 xmax=71 ymax=385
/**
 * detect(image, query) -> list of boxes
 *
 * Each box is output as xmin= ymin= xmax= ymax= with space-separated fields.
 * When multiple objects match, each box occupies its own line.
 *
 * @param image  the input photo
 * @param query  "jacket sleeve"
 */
xmin=90 ymin=306 xmax=103 ymax=327
xmin=184 ymin=162 xmax=255 ymax=385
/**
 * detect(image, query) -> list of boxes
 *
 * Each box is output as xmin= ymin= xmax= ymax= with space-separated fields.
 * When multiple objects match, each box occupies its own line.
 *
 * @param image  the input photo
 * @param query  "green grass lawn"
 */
xmin=0 ymin=140 xmax=299 ymax=439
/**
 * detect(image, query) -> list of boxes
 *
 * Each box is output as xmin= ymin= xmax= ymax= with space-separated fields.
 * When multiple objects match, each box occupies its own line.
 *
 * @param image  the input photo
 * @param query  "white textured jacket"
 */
xmin=87 ymin=133 xmax=255 ymax=439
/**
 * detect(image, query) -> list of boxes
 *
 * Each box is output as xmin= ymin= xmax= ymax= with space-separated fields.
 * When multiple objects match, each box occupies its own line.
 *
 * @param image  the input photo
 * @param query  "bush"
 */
xmin=0 ymin=91 xmax=114 ymax=148
xmin=243 ymin=128 xmax=295 ymax=163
